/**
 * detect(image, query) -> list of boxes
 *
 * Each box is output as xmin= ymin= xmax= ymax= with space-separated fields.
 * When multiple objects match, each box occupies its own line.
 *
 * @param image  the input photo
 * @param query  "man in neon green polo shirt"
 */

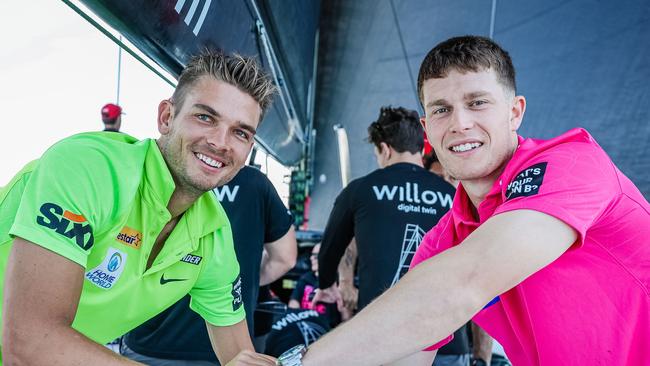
xmin=0 ymin=52 xmax=277 ymax=365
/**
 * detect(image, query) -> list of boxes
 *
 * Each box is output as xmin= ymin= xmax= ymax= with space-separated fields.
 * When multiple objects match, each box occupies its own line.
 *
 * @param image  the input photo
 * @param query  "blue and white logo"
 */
xmin=85 ymin=248 xmax=127 ymax=290
xmin=107 ymin=253 xmax=122 ymax=272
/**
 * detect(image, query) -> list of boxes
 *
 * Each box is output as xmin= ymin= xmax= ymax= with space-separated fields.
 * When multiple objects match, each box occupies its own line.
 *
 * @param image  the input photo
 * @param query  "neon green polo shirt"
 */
xmin=0 ymin=132 xmax=244 ymax=346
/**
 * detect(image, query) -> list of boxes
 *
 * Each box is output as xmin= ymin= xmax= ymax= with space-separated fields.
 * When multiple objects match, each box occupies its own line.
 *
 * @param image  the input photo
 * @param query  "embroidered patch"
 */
xmin=505 ymin=162 xmax=548 ymax=201
xmin=85 ymin=247 xmax=127 ymax=289
xmin=115 ymin=226 xmax=142 ymax=249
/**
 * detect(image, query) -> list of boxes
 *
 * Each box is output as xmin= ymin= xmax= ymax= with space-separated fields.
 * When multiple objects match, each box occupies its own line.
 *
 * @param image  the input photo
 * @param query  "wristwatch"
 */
xmin=276 ymin=344 xmax=307 ymax=366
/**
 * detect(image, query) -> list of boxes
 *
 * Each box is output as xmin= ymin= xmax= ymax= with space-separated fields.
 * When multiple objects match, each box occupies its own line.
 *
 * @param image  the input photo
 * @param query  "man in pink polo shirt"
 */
xmin=294 ymin=35 xmax=649 ymax=366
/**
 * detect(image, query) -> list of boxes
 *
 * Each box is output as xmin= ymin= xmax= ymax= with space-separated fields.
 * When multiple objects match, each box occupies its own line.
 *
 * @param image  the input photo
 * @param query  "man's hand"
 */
xmin=224 ymin=350 xmax=276 ymax=365
xmin=337 ymin=281 xmax=358 ymax=320
xmin=311 ymin=284 xmax=344 ymax=312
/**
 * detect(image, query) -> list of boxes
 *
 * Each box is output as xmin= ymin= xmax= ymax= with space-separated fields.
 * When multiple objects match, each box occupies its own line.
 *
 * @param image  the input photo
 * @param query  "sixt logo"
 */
xmin=115 ymin=226 xmax=142 ymax=249
xmin=36 ymin=203 xmax=94 ymax=250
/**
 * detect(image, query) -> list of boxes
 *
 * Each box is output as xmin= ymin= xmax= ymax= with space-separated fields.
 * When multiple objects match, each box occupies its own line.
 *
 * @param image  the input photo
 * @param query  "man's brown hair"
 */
xmin=172 ymin=50 xmax=276 ymax=120
xmin=417 ymin=35 xmax=516 ymax=105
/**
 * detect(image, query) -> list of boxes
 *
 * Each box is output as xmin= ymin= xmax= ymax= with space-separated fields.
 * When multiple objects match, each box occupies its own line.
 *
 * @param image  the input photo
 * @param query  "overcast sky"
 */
xmin=0 ymin=1 xmax=173 ymax=185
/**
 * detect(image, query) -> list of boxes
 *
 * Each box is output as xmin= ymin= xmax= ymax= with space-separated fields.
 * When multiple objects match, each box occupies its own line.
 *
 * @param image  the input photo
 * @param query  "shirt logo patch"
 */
xmin=180 ymin=254 xmax=202 ymax=265
xmin=85 ymin=247 xmax=127 ymax=289
xmin=115 ymin=226 xmax=142 ymax=249
xmin=36 ymin=202 xmax=94 ymax=250
xmin=160 ymin=273 xmax=188 ymax=285
xmin=231 ymin=275 xmax=243 ymax=311
xmin=505 ymin=162 xmax=548 ymax=201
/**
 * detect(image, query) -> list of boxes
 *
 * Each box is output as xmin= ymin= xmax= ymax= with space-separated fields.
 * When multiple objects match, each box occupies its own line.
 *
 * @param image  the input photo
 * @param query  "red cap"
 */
xmin=423 ymin=131 xmax=433 ymax=155
xmin=101 ymin=103 xmax=122 ymax=120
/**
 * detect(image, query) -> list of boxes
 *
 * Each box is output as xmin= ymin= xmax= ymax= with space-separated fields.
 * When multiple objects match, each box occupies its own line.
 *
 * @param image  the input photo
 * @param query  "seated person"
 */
xmin=289 ymin=244 xmax=341 ymax=328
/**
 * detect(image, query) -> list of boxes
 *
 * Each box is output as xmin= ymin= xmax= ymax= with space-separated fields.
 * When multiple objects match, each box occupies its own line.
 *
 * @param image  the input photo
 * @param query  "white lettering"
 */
xmin=214 ymin=185 xmax=239 ymax=202
xmin=372 ymin=185 xmax=398 ymax=200
xmin=421 ymin=190 xmax=437 ymax=205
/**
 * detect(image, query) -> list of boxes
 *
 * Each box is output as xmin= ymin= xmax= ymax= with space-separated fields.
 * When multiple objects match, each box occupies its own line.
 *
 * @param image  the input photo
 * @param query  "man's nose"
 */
xmin=206 ymin=125 xmax=230 ymax=149
xmin=449 ymin=107 xmax=474 ymax=132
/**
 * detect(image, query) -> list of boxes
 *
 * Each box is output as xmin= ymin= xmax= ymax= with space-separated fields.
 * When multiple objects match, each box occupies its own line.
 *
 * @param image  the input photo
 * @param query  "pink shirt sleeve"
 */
xmin=410 ymin=214 xmax=453 ymax=269
xmin=408 ymin=215 xmax=455 ymax=351
xmin=494 ymin=141 xmax=620 ymax=246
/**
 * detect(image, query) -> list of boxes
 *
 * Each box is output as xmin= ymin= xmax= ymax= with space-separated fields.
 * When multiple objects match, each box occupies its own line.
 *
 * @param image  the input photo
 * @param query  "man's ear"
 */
xmin=379 ymin=142 xmax=391 ymax=160
xmin=510 ymin=95 xmax=526 ymax=132
xmin=157 ymin=99 xmax=174 ymax=135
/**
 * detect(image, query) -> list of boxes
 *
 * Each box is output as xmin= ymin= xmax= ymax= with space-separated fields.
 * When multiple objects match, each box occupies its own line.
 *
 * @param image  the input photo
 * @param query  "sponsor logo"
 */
xmin=372 ymin=183 xmax=452 ymax=215
xmin=391 ymin=224 xmax=426 ymax=286
xmin=231 ymin=275 xmax=243 ymax=311
xmin=115 ymin=226 xmax=142 ymax=249
xmin=271 ymin=310 xmax=320 ymax=330
xmin=160 ymin=273 xmax=188 ymax=285
xmin=214 ymin=185 xmax=239 ymax=202
xmin=85 ymin=248 xmax=127 ymax=289
xmin=180 ymin=254 xmax=203 ymax=265
xmin=372 ymin=183 xmax=453 ymax=207
xmin=36 ymin=202 xmax=94 ymax=250
xmin=505 ymin=162 xmax=547 ymax=201
xmin=107 ymin=252 xmax=122 ymax=272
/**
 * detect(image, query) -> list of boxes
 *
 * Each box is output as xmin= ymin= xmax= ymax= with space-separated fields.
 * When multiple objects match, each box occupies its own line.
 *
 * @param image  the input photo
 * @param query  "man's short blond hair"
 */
xmin=172 ymin=51 xmax=277 ymax=119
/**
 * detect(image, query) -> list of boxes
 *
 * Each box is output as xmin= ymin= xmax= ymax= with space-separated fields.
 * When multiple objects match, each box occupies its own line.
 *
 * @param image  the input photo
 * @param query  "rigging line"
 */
xmin=116 ymin=36 xmax=122 ymax=104
xmin=389 ymin=0 xmax=422 ymax=115
xmin=490 ymin=0 xmax=498 ymax=39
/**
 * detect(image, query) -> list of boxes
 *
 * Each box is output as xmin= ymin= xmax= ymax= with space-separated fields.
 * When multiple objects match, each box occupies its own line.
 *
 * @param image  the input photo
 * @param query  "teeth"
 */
xmin=451 ymin=142 xmax=481 ymax=152
xmin=196 ymin=153 xmax=223 ymax=168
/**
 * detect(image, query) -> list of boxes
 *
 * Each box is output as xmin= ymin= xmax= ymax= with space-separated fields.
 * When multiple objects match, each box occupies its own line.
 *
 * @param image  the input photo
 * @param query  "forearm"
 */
xmin=471 ymin=322 xmax=493 ymax=363
xmin=3 ymin=323 xmax=141 ymax=365
xmin=260 ymin=250 xmax=295 ymax=286
xmin=3 ymin=239 xmax=142 ymax=365
xmin=207 ymin=320 xmax=254 ymax=364
xmin=302 ymin=210 xmax=576 ymax=365
xmin=385 ymin=350 xmax=437 ymax=366
xmin=337 ymin=240 xmax=357 ymax=285
xmin=303 ymin=245 xmax=488 ymax=365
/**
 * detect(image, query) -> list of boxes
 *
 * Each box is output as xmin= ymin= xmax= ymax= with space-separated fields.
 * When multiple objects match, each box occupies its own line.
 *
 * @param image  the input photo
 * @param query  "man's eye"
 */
xmin=196 ymin=114 xmax=212 ymax=122
xmin=433 ymin=107 xmax=449 ymax=115
xmin=234 ymin=129 xmax=250 ymax=140
xmin=470 ymin=100 xmax=487 ymax=107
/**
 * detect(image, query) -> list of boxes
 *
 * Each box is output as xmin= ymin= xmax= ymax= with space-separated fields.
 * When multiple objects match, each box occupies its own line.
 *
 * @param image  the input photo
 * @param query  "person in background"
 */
xmin=288 ymin=244 xmax=341 ymax=328
xmin=101 ymin=103 xmax=123 ymax=132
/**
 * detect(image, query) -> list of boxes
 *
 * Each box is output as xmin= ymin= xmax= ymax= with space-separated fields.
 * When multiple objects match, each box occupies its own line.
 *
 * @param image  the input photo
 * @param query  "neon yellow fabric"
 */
xmin=0 ymin=132 xmax=244 ymax=346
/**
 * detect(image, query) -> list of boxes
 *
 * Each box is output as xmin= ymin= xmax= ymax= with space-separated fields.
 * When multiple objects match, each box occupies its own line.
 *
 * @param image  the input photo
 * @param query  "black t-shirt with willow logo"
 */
xmin=319 ymin=163 xmax=455 ymax=308
xmin=318 ymin=163 xmax=470 ymax=355
xmin=124 ymin=166 xmax=292 ymax=362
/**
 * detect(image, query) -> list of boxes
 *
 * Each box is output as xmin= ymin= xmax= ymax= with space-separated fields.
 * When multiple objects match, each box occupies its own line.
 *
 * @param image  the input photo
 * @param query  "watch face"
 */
xmin=278 ymin=344 xmax=306 ymax=365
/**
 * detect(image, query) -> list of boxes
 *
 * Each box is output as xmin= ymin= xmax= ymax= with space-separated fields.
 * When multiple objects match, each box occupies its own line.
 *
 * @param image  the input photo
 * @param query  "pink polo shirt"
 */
xmin=411 ymin=128 xmax=650 ymax=365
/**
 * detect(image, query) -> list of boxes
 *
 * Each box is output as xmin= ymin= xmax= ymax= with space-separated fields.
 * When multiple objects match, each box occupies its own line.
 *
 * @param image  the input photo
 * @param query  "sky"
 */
xmin=0 ymin=1 xmax=288 ymax=199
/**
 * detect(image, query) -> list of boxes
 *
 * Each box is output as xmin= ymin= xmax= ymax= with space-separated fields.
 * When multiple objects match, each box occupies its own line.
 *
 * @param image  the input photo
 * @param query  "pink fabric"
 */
xmin=411 ymin=128 xmax=650 ymax=365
